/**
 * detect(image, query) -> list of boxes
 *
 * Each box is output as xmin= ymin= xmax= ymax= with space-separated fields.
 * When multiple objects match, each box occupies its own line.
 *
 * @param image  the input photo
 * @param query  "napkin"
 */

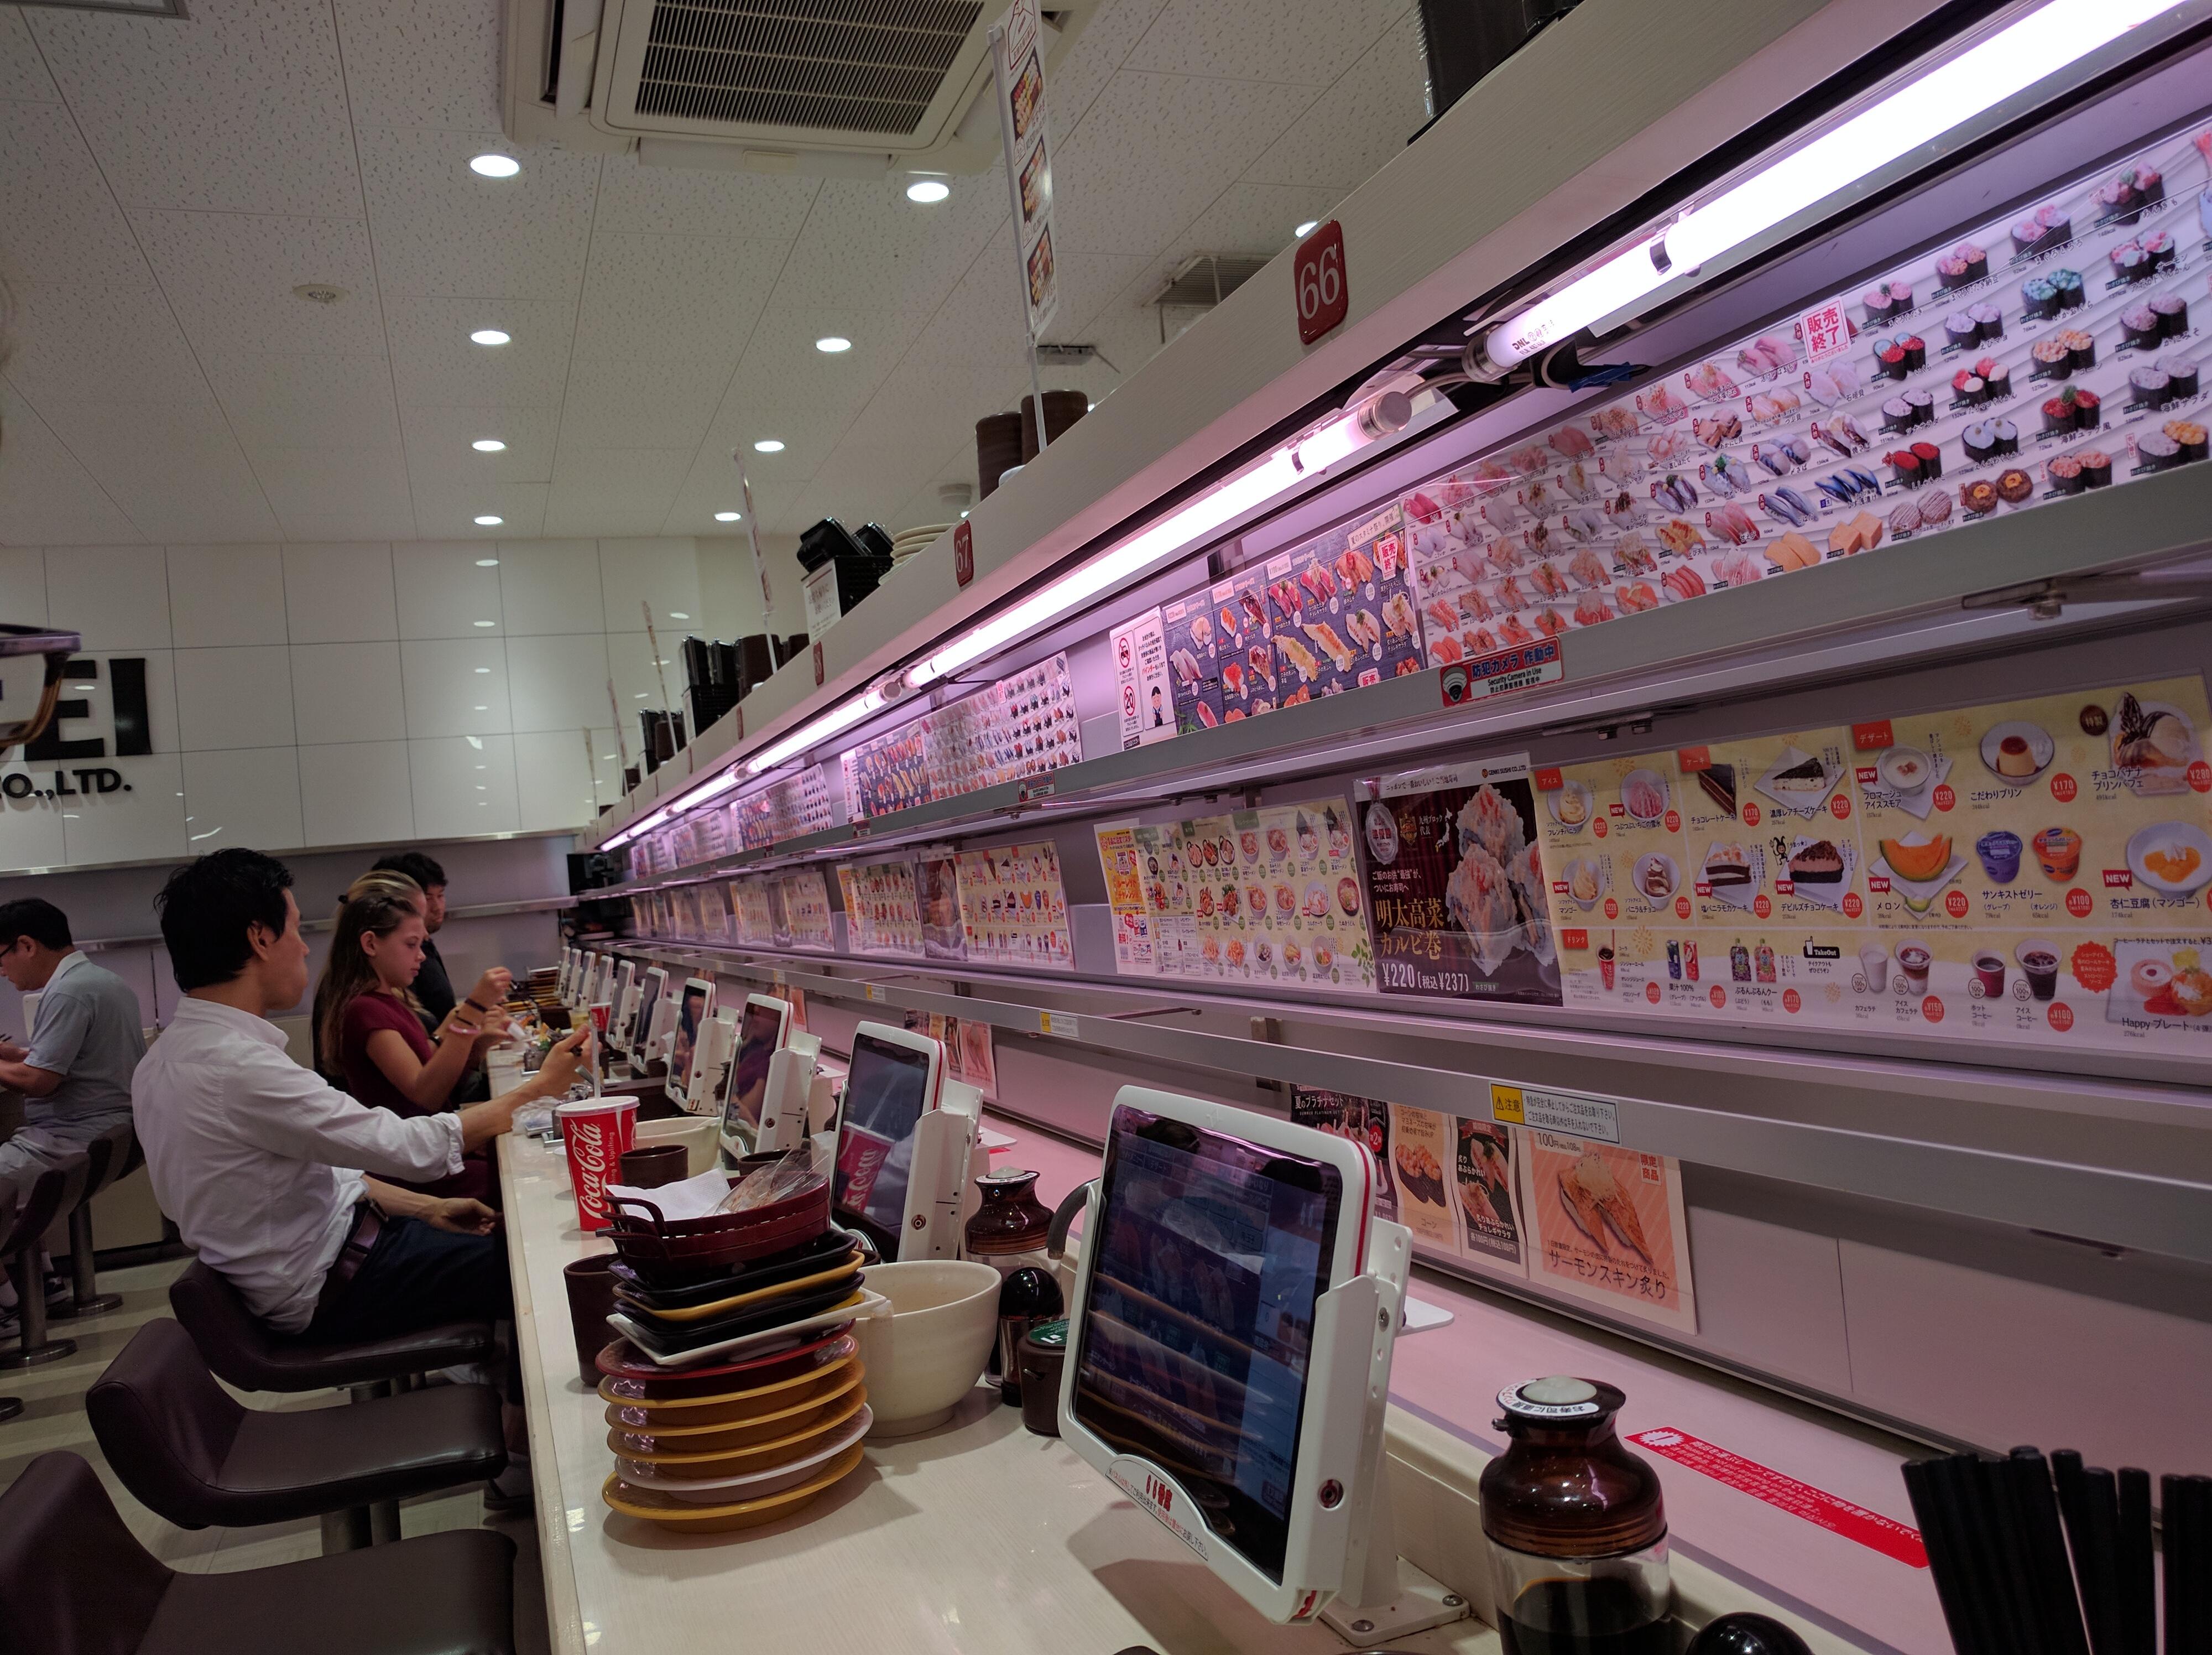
xmin=605 ymin=1169 xmax=730 ymax=1221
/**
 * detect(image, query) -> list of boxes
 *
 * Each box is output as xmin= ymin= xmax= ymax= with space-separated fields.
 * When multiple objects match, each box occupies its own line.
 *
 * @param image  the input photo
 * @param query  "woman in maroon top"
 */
xmin=314 ymin=875 xmax=517 ymax=1204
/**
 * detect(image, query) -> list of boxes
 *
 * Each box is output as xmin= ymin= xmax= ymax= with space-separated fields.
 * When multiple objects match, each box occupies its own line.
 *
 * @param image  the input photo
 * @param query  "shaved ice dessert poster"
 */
xmin=1520 ymin=1131 xmax=1697 ymax=1334
xmin=1361 ymin=753 xmax=1561 ymax=1006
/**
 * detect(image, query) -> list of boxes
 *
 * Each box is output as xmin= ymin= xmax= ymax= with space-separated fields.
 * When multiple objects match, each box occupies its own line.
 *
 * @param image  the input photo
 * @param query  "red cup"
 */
xmin=1597 ymin=947 xmax=1616 ymax=990
xmin=588 ymin=1001 xmax=611 ymax=1037
xmin=555 ymin=1096 xmax=639 ymax=1232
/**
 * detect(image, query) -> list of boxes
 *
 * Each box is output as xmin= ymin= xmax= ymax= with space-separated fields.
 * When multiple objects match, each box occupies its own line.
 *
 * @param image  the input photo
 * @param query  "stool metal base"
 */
xmin=320 ymin=1506 xmax=372 ymax=1554
xmin=0 ymin=1395 xmax=21 ymax=1422
xmin=0 ymin=1338 xmax=76 ymax=1368
xmin=52 ymin=1292 xmax=122 ymax=1319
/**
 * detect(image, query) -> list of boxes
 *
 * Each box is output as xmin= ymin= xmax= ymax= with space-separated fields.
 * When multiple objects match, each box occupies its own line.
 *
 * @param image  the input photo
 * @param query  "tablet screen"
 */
xmin=1069 ymin=1106 xmax=1344 ymax=1583
xmin=721 ymin=1000 xmax=786 ymax=1147
xmin=630 ymin=971 xmax=663 ymax=1056
xmin=667 ymin=981 xmax=712 ymax=1099
xmin=832 ymin=1032 xmax=934 ymax=1238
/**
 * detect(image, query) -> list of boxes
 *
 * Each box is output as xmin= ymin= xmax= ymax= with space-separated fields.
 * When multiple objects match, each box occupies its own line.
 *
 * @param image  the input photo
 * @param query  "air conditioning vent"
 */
xmin=635 ymin=1 xmax=984 ymax=135
xmin=504 ymin=0 xmax=1099 ymax=174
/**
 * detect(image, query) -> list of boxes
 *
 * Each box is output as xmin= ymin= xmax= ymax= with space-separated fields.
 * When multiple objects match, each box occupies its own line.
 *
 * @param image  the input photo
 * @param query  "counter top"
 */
xmin=498 ymin=1128 xmax=1501 ymax=1655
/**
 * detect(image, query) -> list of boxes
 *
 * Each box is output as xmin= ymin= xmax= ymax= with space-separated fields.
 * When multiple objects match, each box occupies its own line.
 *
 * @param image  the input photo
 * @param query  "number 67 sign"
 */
xmin=1292 ymin=220 xmax=1347 ymax=346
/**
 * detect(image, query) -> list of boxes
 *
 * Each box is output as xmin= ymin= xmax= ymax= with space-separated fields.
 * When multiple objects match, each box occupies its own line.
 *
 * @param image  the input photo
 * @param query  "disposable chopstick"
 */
xmin=2083 ymin=1467 xmax=2128 ymax=1655
xmin=2011 ymin=1448 xmax=2092 ymax=1655
xmin=2057 ymin=1452 xmax=2111 ymax=1652
xmin=1976 ymin=1454 xmax=2051 ymax=1655
xmin=1905 ymin=1456 xmax=1993 ymax=1655
xmin=2117 ymin=1468 xmax=2155 ymax=1655
xmin=2168 ymin=1474 xmax=2211 ymax=1655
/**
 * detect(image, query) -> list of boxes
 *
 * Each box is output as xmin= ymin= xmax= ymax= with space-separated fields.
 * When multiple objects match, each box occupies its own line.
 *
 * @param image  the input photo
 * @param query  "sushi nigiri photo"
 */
xmin=1548 ymin=425 xmax=1595 ymax=460
xmin=1346 ymin=609 xmax=1383 ymax=651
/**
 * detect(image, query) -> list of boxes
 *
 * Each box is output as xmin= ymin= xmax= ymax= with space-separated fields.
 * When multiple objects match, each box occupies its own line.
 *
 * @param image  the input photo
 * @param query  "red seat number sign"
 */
xmin=1293 ymin=221 xmax=1347 ymax=345
xmin=953 ymin=519 xmax=973 ymax=588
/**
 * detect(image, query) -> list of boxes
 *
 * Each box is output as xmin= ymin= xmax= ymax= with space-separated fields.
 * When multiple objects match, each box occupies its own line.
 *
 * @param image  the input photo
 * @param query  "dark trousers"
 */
xmin=306 ymin=1217 xmax=519 ymax=1402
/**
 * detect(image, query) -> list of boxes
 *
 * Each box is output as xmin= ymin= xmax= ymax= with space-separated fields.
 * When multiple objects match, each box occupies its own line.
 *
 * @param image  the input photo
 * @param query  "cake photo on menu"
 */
xmin=1786 ymin=837 xmax=1847 ymax=885
xmin=1701 ymin=840 xmax=1754 ymax=889
xmin=1695 ymin=763 xmax=1738 ymax=818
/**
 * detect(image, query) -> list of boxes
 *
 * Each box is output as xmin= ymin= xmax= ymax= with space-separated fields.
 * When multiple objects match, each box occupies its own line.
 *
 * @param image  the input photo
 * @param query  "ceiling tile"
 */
xmin=0 ymin=9 xmax=58 ymax=102
xmin=571 ymin=232 xmax=786 ymax=363
xmin=1046 ymin=0 xmax=1171 ymax=131
xmin=545 ymin=451 xmax=694 ymax=538
xmin=248 ymin=446 xmax=415 ymax=539
xmin=0 ymin=102 xmax=149 ymax=287
xmin=0 ymin=391 xmax=142 ymax=545
xmin=208 ymin=353 xmax=402 ymax=451
xmin=357 ymin=124 xmax=601 ymax=301
xmin=332 ymin=0 xmax=502 ymax=131
xmin=132 ymin=210 xmax=385 ymax=356
xmin=2 ymin=281 xmax=210 ymax=405
xmin=593 ymin=151 xmax=821 ymax=241
xmin=28 ymin=0 xmax=362 ymax=215
xmin=1243 ymin=7 xmax=1430 ymax=191
xmin=556 ymin=355 xmax=729 ymax=451
xmin=33 ymin=399 xmax=280 ymax=543
xmin=406 ymin=480 xmax=549 ymax=542
xmin=399 ymin=404 xmax=560 ymax=486
xmin=384 ymin=297 xmax=575 ymax=407
xmin=1123 ymin=0 xmax=1406 ymax=85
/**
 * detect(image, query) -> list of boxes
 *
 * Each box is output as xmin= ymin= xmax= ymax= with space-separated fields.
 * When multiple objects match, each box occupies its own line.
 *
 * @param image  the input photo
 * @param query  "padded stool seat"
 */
xmin=0 ymin=1451 xmax=516 ymax=1655
xmin=90 ymin=1319 xmax=507 ymax=1531
xmin=169 ymin=1259 xmax=496 ymax=1392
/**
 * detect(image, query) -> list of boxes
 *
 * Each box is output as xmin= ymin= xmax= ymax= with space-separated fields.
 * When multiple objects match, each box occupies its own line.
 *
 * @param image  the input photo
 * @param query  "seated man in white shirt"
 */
xmin=133 ymin=848 xmax=583 ymax=1420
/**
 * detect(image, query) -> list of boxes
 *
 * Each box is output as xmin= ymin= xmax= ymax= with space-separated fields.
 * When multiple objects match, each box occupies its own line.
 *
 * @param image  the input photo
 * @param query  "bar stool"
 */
xmin=0 ymin=1159 xmax=83 ymax=1370
xmin=169 ymin=1258 xmax=496 ymax=1393
xmin=52 ymin=1118 xmax=139 ymax=1319
xmin=0 ymin=1451 xmax=518 ymax=1655
xmin=89 ymin=1318 xmax=507 ymax=1555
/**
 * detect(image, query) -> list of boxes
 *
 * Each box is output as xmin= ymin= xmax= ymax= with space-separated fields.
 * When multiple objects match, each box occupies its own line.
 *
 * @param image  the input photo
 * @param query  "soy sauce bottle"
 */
xmin=1479 ymin=1377 xmax=1671 ymax=1655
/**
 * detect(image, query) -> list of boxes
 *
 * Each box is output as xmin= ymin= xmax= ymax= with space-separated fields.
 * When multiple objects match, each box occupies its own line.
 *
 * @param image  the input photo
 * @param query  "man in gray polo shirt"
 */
xmin=0 ymin=897 xmax=145 ymax=1323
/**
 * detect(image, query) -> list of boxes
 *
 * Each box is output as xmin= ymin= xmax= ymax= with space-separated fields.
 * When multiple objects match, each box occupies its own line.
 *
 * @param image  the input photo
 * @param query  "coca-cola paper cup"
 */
xmin=555 ymin=1096 xmax=639 ymax=1232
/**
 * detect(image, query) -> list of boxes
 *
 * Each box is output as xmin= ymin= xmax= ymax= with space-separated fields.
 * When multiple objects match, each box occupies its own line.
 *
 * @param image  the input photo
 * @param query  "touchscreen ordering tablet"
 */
xmin=831 ymin=1025 xmax=941 ymax=1250
xmin=608 ymin=959 xmax=637 ymax=1038
xmin=719 ymin=993 xmax=790 ymax=1152
xmin=1068 ymin=1102 xmax=1349 ymax=1585
xmin=630 ymin=966 xmax=667 ymax=1060
xmin=665 ymin=977 xmax=714 ymax=1104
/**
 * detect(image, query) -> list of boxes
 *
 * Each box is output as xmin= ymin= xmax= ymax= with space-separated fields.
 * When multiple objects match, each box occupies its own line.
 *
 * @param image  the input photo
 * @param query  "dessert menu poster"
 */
xmin=780 ymin=868 xmax=834 ymax=952
xmin=1538 ymin=674 xmax=2212 ymax=1057
xmin=1521 ymin=1132 xmax=1697 ymax=1333
xmin=837 ymin=857 xmax=925 ymax=959
xmin=1363 ymin=754 xmax=1561 ymax=1007
xmin=954 ymin=840 xmax=1074 ymax=970
xmin=917 ymin=851 xmax=965 ymax=962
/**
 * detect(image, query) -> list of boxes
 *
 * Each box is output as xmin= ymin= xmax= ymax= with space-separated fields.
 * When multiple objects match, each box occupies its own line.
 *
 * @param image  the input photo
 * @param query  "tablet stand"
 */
xmin=756 ymin=1033 xmax=823 ymax=1154
xmin=901 ymin=1080 xmax=982 ymax=1260
xmin=685 ymin=1011 xmax=735 ymax=1115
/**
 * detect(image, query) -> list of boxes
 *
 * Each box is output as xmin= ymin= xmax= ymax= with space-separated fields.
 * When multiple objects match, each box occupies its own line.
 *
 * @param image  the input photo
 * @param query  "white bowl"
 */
xmin=852 ymin=1260 xmax=1000 ymax=1438
xmin=633 ymin=1114 xmax=720 ymax=1177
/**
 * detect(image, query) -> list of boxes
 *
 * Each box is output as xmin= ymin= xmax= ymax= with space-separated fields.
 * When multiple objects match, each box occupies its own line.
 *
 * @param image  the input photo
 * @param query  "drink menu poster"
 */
xmin=1362 ymin=754 xmax=1559 ymax=1006
xmin=1539 ymin=673 xmax=2212 ymax=1058
xmin=1521 ymin=1132 xmax=1697 ymax=1333
xmin=954 ymin=840 xmax=1073 ymax=970
xmin=837 ymin=857 xmax=924 ymax=959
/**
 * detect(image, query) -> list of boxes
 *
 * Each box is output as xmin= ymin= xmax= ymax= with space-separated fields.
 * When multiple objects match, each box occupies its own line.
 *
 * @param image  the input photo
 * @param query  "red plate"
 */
xmin=593 ymin=1325 xmax=857 ymax=1398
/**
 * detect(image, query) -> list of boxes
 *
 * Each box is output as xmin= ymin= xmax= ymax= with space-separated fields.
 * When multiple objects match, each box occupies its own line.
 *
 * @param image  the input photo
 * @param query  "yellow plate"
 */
xmin=597 ymin=1350 xmax=857 ymax=1420
xmin=612 ymin=1251 xmax=863 ymax=1324
xmin=608 ymin=1387 xmax=868 ymax=1474
xmin=604 ymin=1367 xmax=862 ymax=1448
xmin=602 ymin=1442 xmax=865 ymax=1533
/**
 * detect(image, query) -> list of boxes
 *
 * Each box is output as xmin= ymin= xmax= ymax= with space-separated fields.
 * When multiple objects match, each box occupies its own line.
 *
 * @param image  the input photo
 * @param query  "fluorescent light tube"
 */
xmin=1477 ymin=0 xmax=2182 ymax=374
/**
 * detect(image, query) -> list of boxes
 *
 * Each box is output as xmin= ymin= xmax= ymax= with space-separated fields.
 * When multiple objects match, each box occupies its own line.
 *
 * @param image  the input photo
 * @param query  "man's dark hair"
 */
xmin=154 ymin=848 xmax=294 ymax=991
xmin=371 ymin=850 xmax=446 ymax=889
xmin=0 ymin=898 xmax=71 ymax=953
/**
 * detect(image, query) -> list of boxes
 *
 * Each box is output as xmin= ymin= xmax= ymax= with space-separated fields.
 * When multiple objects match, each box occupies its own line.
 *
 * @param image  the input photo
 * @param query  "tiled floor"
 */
xmin=0 ymin=1258 xmax=550 ymax=1654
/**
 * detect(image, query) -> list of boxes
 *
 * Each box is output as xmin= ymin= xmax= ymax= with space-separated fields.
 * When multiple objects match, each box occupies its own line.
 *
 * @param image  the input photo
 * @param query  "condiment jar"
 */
xmin=966 ymin=1167 xmax=1053 ymax=1277
xmin=1478 ymin=1377 xmax=1671 ymax=1654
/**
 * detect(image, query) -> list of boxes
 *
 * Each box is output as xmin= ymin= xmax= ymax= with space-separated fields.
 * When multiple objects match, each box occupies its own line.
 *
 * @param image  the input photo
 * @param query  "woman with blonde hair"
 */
xmin=313 ymin=873 xmax=517 ymax=1203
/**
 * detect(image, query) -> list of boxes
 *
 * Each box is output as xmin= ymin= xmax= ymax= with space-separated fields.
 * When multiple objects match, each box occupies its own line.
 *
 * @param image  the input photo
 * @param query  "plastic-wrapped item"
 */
xmin=716 ymin=1138 xmax=830 ymax=1215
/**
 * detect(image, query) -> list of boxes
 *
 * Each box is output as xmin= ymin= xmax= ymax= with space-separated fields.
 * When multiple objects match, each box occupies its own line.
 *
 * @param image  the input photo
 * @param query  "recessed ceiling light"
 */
xmin=475 ymin=557 xmax=499 ymax=566
xmin=474 ymin=667 xmax=491 ymax=674
xmin=472 ymin=619 xmax=496 ymax=627
xmin=753 ymin=439 xmax=785 ymax=453
xmin=472 ymin=438 xmax=506 ymax=452
xmin=473 ymin=514 xmax=503 ymax=525
xmin=1295 ymin=220 xmax=1319 ymax=237
xmin=713 ymin=510 xmax=741 ymax=522
xmin=815 ymin=336 xmax=852 ymax=353
xmin=669 ymin=612 xmax=690 ymax=620
xmin=469 ymin=329 xmax=510 ymax=346
xmin=473 ymin=706 xmax=488 ymax=712
xmin=905 ymin=179 xmax=950 ymax=204
xmin=469 ymin=153 xmax=521 ymax=179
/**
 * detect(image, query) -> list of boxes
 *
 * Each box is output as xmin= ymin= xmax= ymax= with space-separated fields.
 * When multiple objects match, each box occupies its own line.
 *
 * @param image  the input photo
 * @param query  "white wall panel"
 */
xmin=597 ymin=538 xmax=700 ymax=633
xmin=0 ymin=765 xmax=69 ymax=870
xmin=399 ymin=636 xmax=509 ymax=738
xmin=289 ymin=641 xmax=407 ymax=746
xmin=44 ymin=545 xmax=171 ymax=649
xmin=408 ymin=733 xmax=518 ymax=837
xmin=168 ymin=545 xmax=289 ymax=647
xmin=59 ymin=752 xmax=184 ymax=866
xmin=283 ymin=543 xmax=398 ymax=642
xmin=512 ymin=728 xmax=601 ymax=832
xmin=504 ymin=633 xmax=611 ymax=734
xmin=182 ymin=746 xmax=305 ymax=852
xmin=497 ymin=540 xmax=604 ymax=635
xmin=298 ymin=738 xmax=414 ymax=847
xmin=173 ymin=644 xmax=295 ymax=751
xmin=393 ymin=540 xmax=505 ymax=638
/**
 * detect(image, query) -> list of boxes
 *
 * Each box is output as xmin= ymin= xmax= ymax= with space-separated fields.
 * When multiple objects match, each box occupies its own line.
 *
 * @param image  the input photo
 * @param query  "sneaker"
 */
xmin=42 ymin=1274 xmax=72 ymax=1313
xmin=482 ymin=1460 xmax=533 ymax=1517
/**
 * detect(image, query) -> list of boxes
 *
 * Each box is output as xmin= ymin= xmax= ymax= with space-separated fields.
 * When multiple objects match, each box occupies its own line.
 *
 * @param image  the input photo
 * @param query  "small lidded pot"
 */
xmin=1479 ymin=1377 xmax=1672 ymax=1654
xmin=966 ymin=1167 xmax=1053 ymax=1273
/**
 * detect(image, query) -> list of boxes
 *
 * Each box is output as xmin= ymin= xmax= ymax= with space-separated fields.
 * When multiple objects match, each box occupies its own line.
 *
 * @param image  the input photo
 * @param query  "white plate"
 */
xmin=1871 ymin=852 xmax=1970 ymax=910
xmin=1752 ymin=743 xmax=1845 ymax=812
xmin=1547 ymin=778 xmax=1594 ymax=832
xmin=1876 ymin=745 xmax=1934 ymax=796
xmin=1631 ymin=852 xmax=1678 ymax=908
xmin=1780 ymin=836 xmax=1857 ymax=910
xmin=1979 ymin=719 xmax=2054 ymax=787
xmin=621 ymin=1404 xmax=875 ymax=1501
xmin=1561 ymin=857 xmax=1607 ymax=910
xmin=1620 ymin=768 xmax=1670 ymax=825
xmin=2126 ymin=821 xmax=2212 ymax=896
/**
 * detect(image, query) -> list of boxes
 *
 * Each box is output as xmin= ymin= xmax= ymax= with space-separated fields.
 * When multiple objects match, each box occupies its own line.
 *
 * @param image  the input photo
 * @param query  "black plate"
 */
xmin=613 ymin=1278 xmax=867 ymax=1356
xmin=607 ymin=1230 xmax=859 ymax=1310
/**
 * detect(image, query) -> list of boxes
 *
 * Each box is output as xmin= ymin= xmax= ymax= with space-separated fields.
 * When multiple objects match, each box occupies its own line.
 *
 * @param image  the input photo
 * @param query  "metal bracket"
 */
xmin=1961 ymin=564 xmax=2212 ymax=620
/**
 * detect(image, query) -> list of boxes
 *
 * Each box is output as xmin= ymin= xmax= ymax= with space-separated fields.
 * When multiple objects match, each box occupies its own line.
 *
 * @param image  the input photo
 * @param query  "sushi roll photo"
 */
xmin=2164 ymin=420 xmax=2210 ymax=465
xmin=2122 ymin=305 xmax=2163 ymax=351
xmin=2021 ymin=275 xmax=2059 ymax=320
xmin=2053 ymin=268 xmax=2085 ymax=310
xmin=2046 ymin=453 xmax=2085 ymax=495
xmin=2130 ymin=367 xmax=2173 ymax=412
xmin=1979 ymin=357 xmax=2013 ymax=401
xmin=1906 ymin=388 xmax=1936 ymax=426
xmin=1936 ymin=243 xmax=1987 ymax=288
xmin=2152 ymin=294 xmax=2188 ymax=339
xmin=1968 ymin=300 xmax=2004 ymax=342
xmin=2160 ymin=354 xmax=2200 ymax=401
xmin=2031 ymin=337 xmax=2073 ymax=381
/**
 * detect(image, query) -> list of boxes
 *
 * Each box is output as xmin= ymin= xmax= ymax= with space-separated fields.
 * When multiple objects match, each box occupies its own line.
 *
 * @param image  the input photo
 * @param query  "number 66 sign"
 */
xmin=1293 ymin=220 xmax=1347 ymax=346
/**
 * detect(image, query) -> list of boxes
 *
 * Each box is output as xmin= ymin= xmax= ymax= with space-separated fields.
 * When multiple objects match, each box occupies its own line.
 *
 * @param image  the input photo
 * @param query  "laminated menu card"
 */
xmin=917 ymin=850 xmax=966 ymax=962
xmin=1452 ymin=1117 xmax=1528 ymax=1276
xmin=1386 ymin=1104 xmax=1458 ymax=1252
xmin=837 ymin=857 xmax=924 ymax=959
xmin=955 ymin=840 xmax=1073 ymax=970
xmin=779 ymin=869 xmax=834 ymax=951
xmin=731 ymin=878 xmax=775 ymax=947
xmin=1289 ymin=1087 xmax=1397 ymax=1222
xmin=1520 ymin=1132 xmax=1696 ymax=1333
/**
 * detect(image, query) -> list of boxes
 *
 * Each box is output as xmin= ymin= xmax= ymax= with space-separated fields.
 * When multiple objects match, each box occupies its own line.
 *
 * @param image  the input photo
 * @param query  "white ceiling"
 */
xmin=0 ymin=0 xmax=1430 ymax=548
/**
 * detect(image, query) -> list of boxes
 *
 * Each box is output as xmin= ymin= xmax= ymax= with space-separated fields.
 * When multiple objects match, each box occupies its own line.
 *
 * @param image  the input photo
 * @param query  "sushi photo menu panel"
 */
xmin=1521 ymin=1133 xmax=1697 ymax=1334
xmin=837 ymin=857 xmax=925 ymax=959
xmin=1538 ymin=674 xmax=2212 ymax=1060
xmin=954 ymin=841 xmax=1074 ymax=970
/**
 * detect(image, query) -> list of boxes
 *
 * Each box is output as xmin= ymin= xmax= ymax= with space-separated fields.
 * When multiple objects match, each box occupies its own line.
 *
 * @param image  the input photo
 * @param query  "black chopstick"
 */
xmin=2011 ymin=1448 xmax=2091 ymax=1655
xmin=1975 ymin=1454 xmax=2049 ymax=1655
xmin=2167 ymin=1474 xmax=2211 ymax=1655
xmin=2117 ymin=1469 xmax=2154 ymax=1655
xmin=1905 ymin=1456 xmax=1992 ymax=1655
xmin=2083 ymin=1467 xmax=2127 ymax=1655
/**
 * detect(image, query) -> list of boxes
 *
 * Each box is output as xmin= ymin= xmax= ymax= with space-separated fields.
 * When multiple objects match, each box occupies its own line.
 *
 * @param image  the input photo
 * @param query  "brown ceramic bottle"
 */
xmin=1478 ymin=1377 xmax=1671 ymax=1655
